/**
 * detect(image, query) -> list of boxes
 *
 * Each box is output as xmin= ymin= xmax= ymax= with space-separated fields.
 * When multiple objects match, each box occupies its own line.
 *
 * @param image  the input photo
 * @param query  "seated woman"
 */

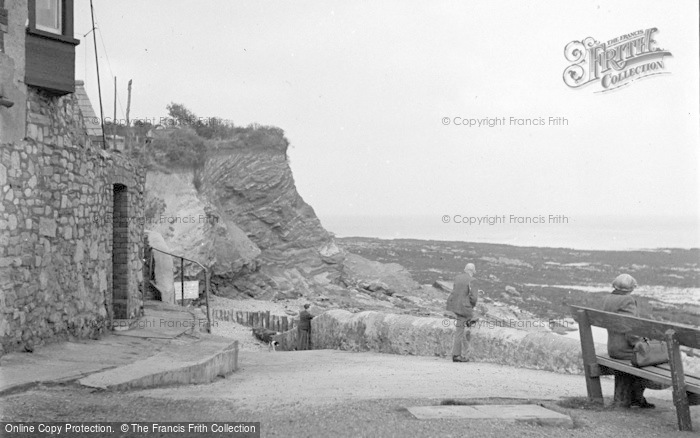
xmin=603 ymin=274 xmax=667 ymax=408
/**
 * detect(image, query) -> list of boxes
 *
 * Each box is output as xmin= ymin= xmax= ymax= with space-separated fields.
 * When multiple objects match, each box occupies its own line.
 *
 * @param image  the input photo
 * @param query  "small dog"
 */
xmin=253 ymin=327 xmax=280 ymax=351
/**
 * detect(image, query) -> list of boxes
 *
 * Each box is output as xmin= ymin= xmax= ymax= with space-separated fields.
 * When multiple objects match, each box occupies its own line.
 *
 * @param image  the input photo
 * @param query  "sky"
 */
xmin=73 ymin=1 xmax=700 ymax=248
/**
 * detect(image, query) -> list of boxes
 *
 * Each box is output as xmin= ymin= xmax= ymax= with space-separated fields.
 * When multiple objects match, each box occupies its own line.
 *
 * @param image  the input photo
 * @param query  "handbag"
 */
xmin=631 ymin=338 xmax=669 ymax=367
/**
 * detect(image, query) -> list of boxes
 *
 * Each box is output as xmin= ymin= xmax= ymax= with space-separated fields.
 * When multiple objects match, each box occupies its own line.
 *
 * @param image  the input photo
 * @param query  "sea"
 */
xmin=320 ymin=214 xmax=700 ymax=251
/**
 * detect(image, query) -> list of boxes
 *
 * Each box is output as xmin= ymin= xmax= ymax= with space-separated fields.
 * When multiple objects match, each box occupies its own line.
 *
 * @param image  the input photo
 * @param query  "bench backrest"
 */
xmin=571 ymin=305 xmax=700 ymax=350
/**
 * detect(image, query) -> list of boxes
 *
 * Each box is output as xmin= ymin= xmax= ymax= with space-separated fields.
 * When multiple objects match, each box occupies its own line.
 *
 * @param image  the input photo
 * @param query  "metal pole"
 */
xmin=205 ymin=268 xmax=212 ymax=333
xmin=89 ymin=0 xmax=107 ymax=149
xmin=180 ymin=257 xmax=184 ymax=305
xmin=113 ymin=76 xmax=116 ymax=147
xmin=125 ymin=79 xmax=132 ymax=151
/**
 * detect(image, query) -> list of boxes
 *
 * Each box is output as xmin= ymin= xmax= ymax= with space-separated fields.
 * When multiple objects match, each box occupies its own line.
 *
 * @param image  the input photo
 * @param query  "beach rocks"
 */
xmin=432 ymin=280 xmax=453 ymax=292
xmin=340 ymin=253 xmax=421 ymax=296
xmin=505 ymin=285 xmax=520 ymax=297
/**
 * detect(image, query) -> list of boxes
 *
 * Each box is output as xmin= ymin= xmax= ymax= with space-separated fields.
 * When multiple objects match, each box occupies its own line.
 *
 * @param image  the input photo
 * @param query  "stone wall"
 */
xmin=0 ymin=87 xmax=145 ymax=355
xmin=273 ymin=309 xmax=593 ymax=374
xmin=0 ymin=0 xmax=27 ymax=145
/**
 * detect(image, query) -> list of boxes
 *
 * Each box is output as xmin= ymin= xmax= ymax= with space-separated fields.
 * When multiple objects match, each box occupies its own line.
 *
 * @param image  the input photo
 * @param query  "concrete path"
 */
xmin=79 ymin=335 xmax=238 ymax=390
xmin=133 ymin=350 xmax=675 ymax=409
xmin=0 ymin=335 xmax=170 ymax=394
xmin=0 ymin=301 xmax=235 ymax=395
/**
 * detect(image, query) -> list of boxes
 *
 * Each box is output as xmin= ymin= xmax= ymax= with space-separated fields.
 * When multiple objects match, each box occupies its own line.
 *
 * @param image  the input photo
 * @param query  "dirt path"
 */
xmin=136 ymin=350 xmax=675 ymax=409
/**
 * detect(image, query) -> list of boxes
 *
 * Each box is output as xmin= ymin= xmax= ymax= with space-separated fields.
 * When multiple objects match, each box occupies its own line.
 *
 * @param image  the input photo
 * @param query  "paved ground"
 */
xmin=2 ymin=349 xmax=697 ymax=438
xmin=0 ymin=301 xmax=206 ymax=394
xmin=1 ymin=300 xmax=696 ymax=437
xmin=136 ymin=349 xmax=676 ymax=409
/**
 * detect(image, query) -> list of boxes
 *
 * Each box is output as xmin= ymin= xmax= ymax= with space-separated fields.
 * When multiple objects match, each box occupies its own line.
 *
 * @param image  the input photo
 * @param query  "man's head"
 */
xmin=303 ymin=303 xmax=310 ymax=310
xmin=612 ymin=274 xmax=637 ymax=293
xmin=464 ymin=263 xmax=476 ymax=276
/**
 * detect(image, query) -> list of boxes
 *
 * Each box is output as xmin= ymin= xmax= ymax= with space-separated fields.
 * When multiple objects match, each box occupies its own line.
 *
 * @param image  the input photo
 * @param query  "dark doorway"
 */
xmin=112 ymin=184 xmax=128 ymax=319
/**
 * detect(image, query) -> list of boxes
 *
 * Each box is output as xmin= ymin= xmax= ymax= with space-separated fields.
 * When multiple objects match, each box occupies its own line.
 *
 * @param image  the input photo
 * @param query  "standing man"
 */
xmin=446 ymin=263 xmax=479 ymax=362
xmin=297 ymin=303 xmax=314 ymax=350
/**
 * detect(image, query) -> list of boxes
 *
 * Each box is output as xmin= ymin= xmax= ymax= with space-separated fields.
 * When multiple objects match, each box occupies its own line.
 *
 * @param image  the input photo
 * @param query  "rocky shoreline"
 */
xmin=336 ymin=237 xmax=700 ymax=326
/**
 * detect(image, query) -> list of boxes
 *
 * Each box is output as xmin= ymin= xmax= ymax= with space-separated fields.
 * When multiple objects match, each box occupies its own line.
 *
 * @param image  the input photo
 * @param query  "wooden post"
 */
xmin=180 ymin=258 xmax=184 ymax=305
xmin=89 ymin=0 xmax=107 ymax=149
xmin=266 ymin=311 xmax=271 ymax=329
xmin=112 ymin=76 xmax=117 ymax=148
xmin=204 ymin=269 xmax=211 ymax=333
xmin=125 ymin=79 xmax=132 ymax=151
xmin=577 ymin=309 xmax=603 ymax=404
xmin=233 ymin=340 xmax=239 ymax=371
xmin=282 ymin=316 xmax=288 ymax=332
xmin=666 ymin=329 xmax=692 ymax=431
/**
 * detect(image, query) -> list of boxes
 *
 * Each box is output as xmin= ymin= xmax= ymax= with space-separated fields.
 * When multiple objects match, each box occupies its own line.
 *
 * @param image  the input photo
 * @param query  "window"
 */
xmin=25 ymin=0 xmax=78 ymax=95
xmin=35 ymin=0 xmax=61 ymax=34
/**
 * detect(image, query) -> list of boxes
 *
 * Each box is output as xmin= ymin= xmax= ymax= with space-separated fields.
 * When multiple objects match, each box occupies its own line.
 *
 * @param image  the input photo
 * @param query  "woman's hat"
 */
xmin=612 ymin=274 xmax=638 ymax=292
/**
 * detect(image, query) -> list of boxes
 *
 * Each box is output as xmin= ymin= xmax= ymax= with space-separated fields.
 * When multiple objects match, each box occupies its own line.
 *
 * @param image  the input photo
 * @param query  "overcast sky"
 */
xmin=74 ymin=1 xmax=699 ymax=231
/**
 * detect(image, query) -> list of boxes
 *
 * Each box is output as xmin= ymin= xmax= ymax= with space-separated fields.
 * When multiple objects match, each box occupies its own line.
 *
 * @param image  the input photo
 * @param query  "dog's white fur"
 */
xmin=268 ymin=340 xmax=279 ymax=352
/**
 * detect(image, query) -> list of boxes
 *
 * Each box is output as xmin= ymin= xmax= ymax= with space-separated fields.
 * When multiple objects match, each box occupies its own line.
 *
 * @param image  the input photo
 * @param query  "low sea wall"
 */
xmin=274 ymin=309 xmax=591 ymax=374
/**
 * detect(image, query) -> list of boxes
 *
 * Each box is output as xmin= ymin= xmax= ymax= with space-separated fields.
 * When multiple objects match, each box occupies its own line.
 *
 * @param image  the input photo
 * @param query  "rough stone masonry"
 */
xmin=0 ymin=87 xmax=146 ymax=355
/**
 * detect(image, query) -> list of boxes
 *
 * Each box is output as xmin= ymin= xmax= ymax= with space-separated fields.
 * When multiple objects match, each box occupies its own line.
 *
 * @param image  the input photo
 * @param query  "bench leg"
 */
xmin=577 ymin=310 xmax=603 ymax=404
xmin=666 ymin=329 xmax=692 ymax=431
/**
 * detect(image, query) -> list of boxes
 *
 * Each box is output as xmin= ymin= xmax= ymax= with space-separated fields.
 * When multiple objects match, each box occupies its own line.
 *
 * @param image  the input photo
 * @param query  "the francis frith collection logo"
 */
xmin=563 ymin=28 xmax=671 ymax=93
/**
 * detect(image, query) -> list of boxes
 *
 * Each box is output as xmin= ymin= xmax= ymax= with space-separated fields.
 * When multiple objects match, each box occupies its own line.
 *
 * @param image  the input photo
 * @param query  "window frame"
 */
xmin=26 ymin=0 xmax=78 ymax=45
xmin=34 ymin=0 xmax=62 ymax=35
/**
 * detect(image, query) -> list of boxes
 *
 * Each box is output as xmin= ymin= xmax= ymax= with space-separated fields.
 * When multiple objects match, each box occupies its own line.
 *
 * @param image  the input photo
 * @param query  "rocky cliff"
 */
xmin=200 ymin=139 xmax=345 ymax=299
xmin=145 ymin=130 xmax=346 ymax=301
xmin=143 ymin=128 xmax=560 ymax=330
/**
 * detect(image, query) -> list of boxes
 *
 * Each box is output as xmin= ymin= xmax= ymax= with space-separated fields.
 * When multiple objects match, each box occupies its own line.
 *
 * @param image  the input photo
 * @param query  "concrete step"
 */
xmin=407 ymin=404 xmax=573 ymax=428
xmin=79 ymin=336 xmax=239 ymax=391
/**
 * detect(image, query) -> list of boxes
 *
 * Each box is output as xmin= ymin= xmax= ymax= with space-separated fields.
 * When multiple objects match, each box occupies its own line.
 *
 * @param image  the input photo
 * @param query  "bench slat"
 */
xmin=655 ymin=363 xmax=700 ymax=382
xmin=597 ymin=355 xmax=700 ymax=394
xmin=571 ymin=305 xmax=700 ymax=349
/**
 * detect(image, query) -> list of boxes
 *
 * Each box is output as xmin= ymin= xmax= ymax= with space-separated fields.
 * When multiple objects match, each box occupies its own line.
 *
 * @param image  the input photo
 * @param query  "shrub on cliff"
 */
xmin=211 ymin=125 xmax=289 ymax=155
xmin=166 ymin=102 xmax=238 ymax=140
xmin=150 ymin=128 xmax=207 ymax=170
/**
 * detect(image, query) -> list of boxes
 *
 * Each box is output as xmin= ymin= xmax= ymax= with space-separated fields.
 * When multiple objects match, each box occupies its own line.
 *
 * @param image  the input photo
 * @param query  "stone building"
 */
xmin=0 ymin=0 xmax=145 ymax=355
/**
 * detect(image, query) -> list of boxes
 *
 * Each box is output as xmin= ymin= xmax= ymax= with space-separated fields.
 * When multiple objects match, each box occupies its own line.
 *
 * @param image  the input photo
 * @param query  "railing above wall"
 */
xmin=148 ymin=246 xmax=212 ymax=334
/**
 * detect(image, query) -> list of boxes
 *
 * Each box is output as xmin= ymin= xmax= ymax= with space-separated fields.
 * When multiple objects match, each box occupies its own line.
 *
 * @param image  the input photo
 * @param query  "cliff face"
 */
xmin=145 ymin=171 xmax=261 ymax=280
xmin=203 ymin=146 xmax=332 ymax=255
xmin=145 ymin=133 xmax=345 ymax=300
xmin=201 ymin=142 xmax=345 ymax=299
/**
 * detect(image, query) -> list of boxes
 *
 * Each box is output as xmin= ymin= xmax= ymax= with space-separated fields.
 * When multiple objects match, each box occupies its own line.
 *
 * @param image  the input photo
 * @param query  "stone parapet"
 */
xmin=274 ymin=309 xmax=591 ymax=374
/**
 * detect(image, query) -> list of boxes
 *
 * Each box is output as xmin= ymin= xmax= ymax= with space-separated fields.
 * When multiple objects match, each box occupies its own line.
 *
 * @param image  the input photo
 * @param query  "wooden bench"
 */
xmin=571 ymin=305 xmax=700 ymax=431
